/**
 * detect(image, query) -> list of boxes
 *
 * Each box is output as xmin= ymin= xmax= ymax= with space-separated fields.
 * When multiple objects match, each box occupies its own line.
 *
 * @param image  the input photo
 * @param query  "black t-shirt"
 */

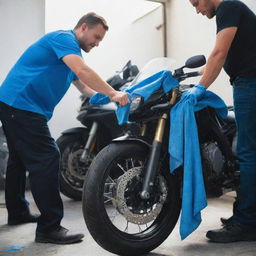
xmin=216 ymin=0 xmax=256 ymax=83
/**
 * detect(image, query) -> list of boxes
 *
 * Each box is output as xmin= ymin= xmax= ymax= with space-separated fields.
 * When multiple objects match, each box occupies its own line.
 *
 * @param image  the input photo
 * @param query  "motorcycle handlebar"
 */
xmin=176 ymin=71 xmax=200 ymax=82
xmin=185 ymin=71 xmax=200 ymax=77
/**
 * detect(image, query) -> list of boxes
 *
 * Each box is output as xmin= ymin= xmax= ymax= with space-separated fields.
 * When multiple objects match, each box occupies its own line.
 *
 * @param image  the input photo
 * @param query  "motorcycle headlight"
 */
xmin=130 ymin=96 xmax=143 ymax=113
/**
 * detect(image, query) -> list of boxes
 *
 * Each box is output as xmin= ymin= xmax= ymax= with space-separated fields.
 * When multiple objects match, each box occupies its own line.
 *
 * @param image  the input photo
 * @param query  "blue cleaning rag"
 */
xmin=0 ymin=246 xmax=25 ymax=252
xmin=90 ymin=70 xmax=179 ymax=125
xmin=90 ymin=71 xmax=228 ymax=240
xmin=169 ymin=91 xmax=227 ymax=240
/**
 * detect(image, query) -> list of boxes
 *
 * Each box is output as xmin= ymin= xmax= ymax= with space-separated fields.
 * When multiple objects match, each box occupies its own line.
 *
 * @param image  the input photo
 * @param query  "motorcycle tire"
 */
xmin=83 ymin=142 xmax=181 ymax=256
xmin=57 ymin=132 xmax=96 ymax=201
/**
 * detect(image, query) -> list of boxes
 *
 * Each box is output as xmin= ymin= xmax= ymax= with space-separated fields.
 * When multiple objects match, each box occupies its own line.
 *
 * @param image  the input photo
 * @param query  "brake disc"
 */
xmin=67 ymin=149 xmax=89 ymax=181
xmin=115 ymin=167 xmax=168 ymax=225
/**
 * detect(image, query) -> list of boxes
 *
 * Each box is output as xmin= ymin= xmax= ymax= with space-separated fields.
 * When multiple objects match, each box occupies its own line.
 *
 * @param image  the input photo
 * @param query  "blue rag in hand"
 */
xmin=169 ymin=90 xmax=227 ymax=240
xmin=89 ymin=70 xmax=179 ymax=124
xmin=182 ymin=83 xmax=206 ymax=103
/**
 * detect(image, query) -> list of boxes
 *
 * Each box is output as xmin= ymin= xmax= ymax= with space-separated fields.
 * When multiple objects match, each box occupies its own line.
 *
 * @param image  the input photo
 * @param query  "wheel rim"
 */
xmin=61 ymin=140 xmax=95 ymax=190
xmin=102 ymin=155 xmax=171 ymax=235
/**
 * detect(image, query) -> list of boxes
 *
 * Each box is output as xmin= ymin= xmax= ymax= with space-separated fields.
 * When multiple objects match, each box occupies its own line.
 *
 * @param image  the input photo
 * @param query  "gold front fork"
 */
xmin=153 ymin=88 xmax=179 ymax=142
xmin=154 ymin=113 xmax=168 ymax=143
xmin=140 ymin=88 xmax=179 ymax=199
xmin=140 ymin=88 xmax=179 ymax=141
xmin=140 ymin=124 xmax=147 ymax=137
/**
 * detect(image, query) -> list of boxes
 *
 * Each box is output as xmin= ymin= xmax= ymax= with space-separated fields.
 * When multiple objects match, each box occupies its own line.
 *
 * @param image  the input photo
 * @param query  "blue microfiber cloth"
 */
xmin=0 ymin=246 xmax=25 ymax=252
xmin=169 ymin=90 xmax=227 ymax=240
xmin=90 ymin=70 xmax=179 ymax=125
xmin=90 ymin=71 xmax=228 ymax=240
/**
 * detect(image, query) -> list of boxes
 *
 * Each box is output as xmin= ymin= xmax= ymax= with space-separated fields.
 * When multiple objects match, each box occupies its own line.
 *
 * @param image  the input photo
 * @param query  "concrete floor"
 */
xmin=0 ymin=191 xmax=256 ymax=256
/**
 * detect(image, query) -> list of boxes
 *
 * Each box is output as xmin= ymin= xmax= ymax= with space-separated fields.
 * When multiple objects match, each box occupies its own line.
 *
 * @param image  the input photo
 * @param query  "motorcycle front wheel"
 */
xmin=83 ymin=142 xmax=181 ymax=256
xmin=57 ymin=132 xmax=97 ymax=201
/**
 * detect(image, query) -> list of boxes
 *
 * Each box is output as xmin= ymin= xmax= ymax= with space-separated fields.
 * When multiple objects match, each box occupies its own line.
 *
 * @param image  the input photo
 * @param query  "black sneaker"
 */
xmin=35 ymin=226 xmax=84 ymax=244
xmin=8 ymin=212 xmax=40 ymax=225
xmin=206 ymin=220 xmax=256 ymax=243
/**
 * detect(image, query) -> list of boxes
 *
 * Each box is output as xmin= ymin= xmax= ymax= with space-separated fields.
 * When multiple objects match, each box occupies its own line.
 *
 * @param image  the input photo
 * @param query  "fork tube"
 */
xmin=140 ymin=124 xmax=147 ymax=137
xmin=80 ymin=122 xmax=98 ymax=162
xmin=140 ymin=113 xmax=167 ymax=200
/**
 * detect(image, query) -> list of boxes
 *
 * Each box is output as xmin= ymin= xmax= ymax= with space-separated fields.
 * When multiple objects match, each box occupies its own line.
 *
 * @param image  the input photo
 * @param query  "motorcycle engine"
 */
xmin=201 ymin=142 xmax=225 ymax=196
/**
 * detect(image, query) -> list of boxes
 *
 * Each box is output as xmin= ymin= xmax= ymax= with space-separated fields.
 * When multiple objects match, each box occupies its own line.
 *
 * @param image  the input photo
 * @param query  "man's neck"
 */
xmin=214 ymin=0 xmax=223 ymax=10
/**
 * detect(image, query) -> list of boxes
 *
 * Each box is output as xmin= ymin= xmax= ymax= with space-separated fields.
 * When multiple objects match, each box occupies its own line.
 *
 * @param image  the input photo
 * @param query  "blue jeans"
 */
xmin=232 ymin=77 xmax=256 ymax=225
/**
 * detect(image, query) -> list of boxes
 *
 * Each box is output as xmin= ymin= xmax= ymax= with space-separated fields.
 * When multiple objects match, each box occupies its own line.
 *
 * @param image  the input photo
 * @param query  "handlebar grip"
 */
xmin=186 ymin=71 xmax=200 ymax=77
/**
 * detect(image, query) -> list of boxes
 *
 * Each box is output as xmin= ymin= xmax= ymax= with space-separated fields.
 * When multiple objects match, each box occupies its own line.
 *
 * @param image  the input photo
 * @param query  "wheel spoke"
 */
xmin=124 ymin=160 xmax=128 ymax=171
xmin=139 ymin=160 xmax=144 ymax=167
xmin=105 ymin=182 xmax=116 ymax=185
xmin=104 ymin=198 xmax=112 ymax=204
xmin=104 ymin=193 xmax=116 ymax=202
xmin=117 ymin=163 xmax=126 ymax=173
xmin=106 ymin=176 xmax=115 ymax=183
xmin=130 ymin=158 xmax=135 ymax=168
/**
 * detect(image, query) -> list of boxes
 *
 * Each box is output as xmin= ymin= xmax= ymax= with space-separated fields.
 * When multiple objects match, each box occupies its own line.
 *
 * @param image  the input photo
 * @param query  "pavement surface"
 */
xmin=0 ymin=190 xmax=256 ymax=256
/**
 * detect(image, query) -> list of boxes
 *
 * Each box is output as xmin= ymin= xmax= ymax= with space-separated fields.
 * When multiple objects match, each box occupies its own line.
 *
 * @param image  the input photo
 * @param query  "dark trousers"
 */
xmin=0 ymin=102 xmax=63 ymax=232
xmin=232 ymin=77 xmax=256 ymax=225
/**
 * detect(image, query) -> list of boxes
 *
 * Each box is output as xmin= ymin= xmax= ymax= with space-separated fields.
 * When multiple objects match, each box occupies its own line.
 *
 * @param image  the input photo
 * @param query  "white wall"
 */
xmin=45 ymin=0 xmax=164 ymax=139
xmin=0 ymin=0 xmax=45 ymax=83
xmin=243 ymin=0 xmax=256 ymax=10
xmin=166 ymin=0 xmax=256 ymax=106
xmin=0 ymin=0 xmax=164 ymax=139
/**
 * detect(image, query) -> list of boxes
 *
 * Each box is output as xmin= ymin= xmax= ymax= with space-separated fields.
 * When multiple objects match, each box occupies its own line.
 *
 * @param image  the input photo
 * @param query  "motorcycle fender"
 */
xmin=112 ymin=134 xmax=151 ymax=150
xmin=61 ymin=127 xmax=90 ymax=136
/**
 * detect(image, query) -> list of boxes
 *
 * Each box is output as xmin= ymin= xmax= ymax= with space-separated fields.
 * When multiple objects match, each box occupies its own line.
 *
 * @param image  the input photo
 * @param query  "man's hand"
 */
xmin=110 ymin=91 xmax=130 ymax=106
xmin=183 ymin=83 xmax=206 ymax=103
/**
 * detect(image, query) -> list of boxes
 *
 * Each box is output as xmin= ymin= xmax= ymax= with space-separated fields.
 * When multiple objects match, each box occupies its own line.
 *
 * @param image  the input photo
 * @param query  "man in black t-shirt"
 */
xmin=189 ymin=0 xmax=256 ymax=243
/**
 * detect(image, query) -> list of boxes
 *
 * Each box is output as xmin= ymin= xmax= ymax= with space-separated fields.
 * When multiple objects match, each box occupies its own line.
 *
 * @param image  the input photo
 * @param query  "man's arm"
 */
xmin=73 ymin=80 xmax=96 ymax=97
xmin=62 ymin=54 xmax=129 ymax=106
xmin=199 ymin=27 xmax=237 ymax=88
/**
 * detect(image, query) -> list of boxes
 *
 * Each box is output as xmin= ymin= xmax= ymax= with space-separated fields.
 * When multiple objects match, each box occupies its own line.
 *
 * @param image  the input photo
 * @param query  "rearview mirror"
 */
xmin=185 ymin=55 xmax=206 ymax=69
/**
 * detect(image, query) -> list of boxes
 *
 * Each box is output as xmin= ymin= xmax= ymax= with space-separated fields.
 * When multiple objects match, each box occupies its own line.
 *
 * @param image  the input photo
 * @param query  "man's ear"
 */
xmin=81 ymin=23 xmax=88 ymax=31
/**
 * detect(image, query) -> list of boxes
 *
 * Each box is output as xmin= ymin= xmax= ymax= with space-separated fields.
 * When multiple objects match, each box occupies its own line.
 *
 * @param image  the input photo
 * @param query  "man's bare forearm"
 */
xmin=199 ymin=51 xmax=226 ymax=88
xmin=73 ymin=80 xmax=96 ymax=97
xmin=62 ymin=54 xmax=129 ymax=106
xmin=76 ymin=66 xmax=116 ymax=98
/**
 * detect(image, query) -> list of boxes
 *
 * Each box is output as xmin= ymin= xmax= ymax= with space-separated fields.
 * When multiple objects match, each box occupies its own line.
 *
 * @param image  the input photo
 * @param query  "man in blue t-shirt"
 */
xmin=0 ymin=12 xmax=129 ymax=244
xmin=188 ymin=0 xmax=256 ymax=243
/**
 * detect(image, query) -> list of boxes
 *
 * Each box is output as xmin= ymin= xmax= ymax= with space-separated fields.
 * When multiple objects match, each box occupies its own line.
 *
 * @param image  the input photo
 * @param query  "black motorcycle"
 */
xmin=82 ymin=55 xmax=238 ymax=255
xmin=56 ymin=61 xmax=139 ymax=200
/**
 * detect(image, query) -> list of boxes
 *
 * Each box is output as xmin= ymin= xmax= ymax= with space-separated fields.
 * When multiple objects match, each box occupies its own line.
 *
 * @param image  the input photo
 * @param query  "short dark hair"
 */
xmin=74 ymin=12 xmax=109 ymax=31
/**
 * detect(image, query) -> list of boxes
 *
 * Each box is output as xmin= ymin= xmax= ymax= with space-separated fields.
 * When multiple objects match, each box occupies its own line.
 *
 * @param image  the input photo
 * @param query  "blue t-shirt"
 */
xmin=0 ymin=30 xmax=82 ymax=120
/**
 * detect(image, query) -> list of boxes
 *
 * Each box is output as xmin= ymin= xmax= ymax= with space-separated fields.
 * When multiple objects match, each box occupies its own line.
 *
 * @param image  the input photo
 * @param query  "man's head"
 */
xmin=74 ymin=12 xmax=109 ymax=52
xmin=189 ymin=0 xmax=222 ymax=19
